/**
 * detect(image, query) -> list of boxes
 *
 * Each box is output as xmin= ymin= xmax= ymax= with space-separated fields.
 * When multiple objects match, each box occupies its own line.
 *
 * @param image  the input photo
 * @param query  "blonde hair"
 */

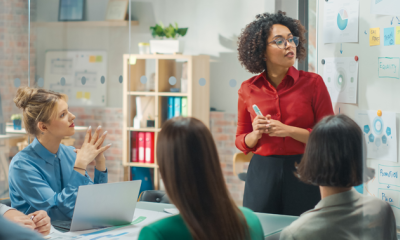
xmin=14 ymin=87 xmax=68 ymax=136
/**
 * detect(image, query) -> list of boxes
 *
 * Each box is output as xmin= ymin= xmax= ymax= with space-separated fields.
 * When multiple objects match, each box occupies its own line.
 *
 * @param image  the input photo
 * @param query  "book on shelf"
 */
xmin=138 ymin=132 xmax=145 ymax=163
xmin=131 ymin=132 xmax=138 ymax=162
xmin=145 ymin=132 xmax=154 ymax=163
xmin=168 ymin=97 xmax=174 ymax=119
xmin=174 ymin=97 xmax=181 ymax=117
xmin=181 ymin=97 xmax=187 ymax=117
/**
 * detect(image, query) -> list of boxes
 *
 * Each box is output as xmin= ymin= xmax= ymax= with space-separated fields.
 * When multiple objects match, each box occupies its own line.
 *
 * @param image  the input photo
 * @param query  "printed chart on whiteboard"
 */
xmin=44 ymin=51 xmax=107 ymax=107
xmin=323 ymin=0 xmax=360 ymax=43
xmin=355 ymin=110 xmax=397 ymax=163
xmin=322 ymin=57 xmax=358 ymax=104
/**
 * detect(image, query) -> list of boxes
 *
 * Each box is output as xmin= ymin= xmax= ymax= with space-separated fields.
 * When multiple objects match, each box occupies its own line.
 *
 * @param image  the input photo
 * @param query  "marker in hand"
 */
xmin=252 ymin=104 xmax=263 ymax=116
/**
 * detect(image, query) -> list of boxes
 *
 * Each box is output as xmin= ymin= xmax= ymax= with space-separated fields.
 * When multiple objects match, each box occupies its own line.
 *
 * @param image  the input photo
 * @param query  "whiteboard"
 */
xmin=317 ymin=0 xmax=400 ymax=225
xmin=44 ymin=51 xmax=107 ymax=107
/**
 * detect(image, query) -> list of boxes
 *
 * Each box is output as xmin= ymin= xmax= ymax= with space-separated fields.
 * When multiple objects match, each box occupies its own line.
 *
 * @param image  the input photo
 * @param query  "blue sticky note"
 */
xmin=384 ymin=27 xmax=395 ymax=46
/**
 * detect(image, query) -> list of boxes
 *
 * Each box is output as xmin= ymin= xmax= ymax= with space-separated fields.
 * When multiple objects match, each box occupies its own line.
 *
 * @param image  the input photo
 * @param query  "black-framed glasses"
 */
xmin=268 ymin=36 xmax=299 ymax=49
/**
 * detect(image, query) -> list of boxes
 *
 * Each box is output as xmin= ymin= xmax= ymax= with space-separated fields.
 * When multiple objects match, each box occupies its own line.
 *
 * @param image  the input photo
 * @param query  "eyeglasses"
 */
xmin=268 ymin=36 xmax=299 ymax=49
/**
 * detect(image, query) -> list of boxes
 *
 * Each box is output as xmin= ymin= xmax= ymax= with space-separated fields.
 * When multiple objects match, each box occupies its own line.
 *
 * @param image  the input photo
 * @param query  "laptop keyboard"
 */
xmin=51 ymin=220 xmax=71 ymax=232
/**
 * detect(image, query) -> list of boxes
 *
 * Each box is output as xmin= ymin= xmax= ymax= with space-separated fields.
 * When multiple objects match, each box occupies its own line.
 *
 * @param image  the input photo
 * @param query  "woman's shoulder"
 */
xmin=239 ymin=207 xmax=264 ymax=238
xmin=240 ymin=72 xmax=265 ymax=88
xmin=139 ymin=214 xmax=192 ymax=240
xmin=298 ymin=70 xmax=324 ymax=84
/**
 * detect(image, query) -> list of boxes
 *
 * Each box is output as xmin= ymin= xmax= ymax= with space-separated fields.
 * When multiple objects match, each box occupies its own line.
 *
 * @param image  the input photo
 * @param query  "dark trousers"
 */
xmin=243 ymin=154 xmax=321 ymax=216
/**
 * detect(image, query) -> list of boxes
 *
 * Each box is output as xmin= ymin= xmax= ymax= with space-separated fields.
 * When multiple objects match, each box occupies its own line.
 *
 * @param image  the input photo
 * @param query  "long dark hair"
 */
xmin=157 ymin=117 xmax=249 ymax=240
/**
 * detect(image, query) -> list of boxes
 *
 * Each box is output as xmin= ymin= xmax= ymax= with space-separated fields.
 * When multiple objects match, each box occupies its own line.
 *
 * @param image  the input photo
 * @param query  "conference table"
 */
xmin=136 ymin=202 xmax=298 ymax=240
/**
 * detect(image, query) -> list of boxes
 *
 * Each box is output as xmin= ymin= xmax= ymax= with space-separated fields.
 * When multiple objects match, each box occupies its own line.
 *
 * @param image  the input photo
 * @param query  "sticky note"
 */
xmin=89 ymin=56 xmax=96 ymax=62
xmin=384 ymin=27 xmax=395 ymax=46
xmin=396 ymin=26 xmax=400 ymax=45
xmin=96 ymin=56 xmax=103 ymax=62
xmin=84 ymin=92 xmax=91 ymax=99
xmin=370 ymin=28 xmax=380 ymax=46
xmin=129 ymin=56 xmax=137 ymax=65
xmin=76 ymin=91 xmax=83 ymax=99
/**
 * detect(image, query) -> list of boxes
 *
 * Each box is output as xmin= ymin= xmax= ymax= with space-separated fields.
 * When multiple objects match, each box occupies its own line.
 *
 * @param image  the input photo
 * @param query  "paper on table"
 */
xmin=355 ymin=110 xmax=397 ymax=162
xmin=164 ymin=208 xmax=179 ymax=214
xmin=323 ymin=0 xmax=360 ymax=43
xmin=47 ymin=209 xmax=170 ymax=240
xmin=322 ymin=57 xmax=358 ymax=104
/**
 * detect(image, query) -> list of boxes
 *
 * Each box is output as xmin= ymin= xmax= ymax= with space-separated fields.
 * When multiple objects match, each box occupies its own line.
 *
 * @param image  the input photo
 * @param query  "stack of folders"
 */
xmin=168 ymin=97 xmax=188 ymax=119
xmin=131 ymin=132 xmax=154 ymax=164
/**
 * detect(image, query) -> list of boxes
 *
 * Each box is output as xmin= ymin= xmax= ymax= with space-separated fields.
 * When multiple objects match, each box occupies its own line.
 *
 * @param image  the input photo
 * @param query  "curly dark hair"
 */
xmin=237 ymin=11 xmax=307 ymax=74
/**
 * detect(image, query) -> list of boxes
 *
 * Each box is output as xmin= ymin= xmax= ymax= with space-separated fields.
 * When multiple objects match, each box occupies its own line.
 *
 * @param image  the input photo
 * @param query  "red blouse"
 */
xmin=235 ymin=66 xmax=334 ymax=156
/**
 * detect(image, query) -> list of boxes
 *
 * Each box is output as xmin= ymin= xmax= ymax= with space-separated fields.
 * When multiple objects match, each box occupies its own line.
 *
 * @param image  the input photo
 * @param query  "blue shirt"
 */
xmin=8 ymin=138 xmax=108 ymax=221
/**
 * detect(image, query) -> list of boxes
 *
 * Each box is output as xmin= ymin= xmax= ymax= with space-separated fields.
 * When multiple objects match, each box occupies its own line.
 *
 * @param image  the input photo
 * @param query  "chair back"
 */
xmin=0 ymin=197 xmax=11 ymax=207
xmin=233 ymin=152 xmax=253 ymax=181
xmin=139 ymin=190 xmax=170 ymax=203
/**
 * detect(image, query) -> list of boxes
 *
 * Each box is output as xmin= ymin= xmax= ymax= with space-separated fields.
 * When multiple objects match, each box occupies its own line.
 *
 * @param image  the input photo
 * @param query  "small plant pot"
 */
xmin=13 ymin=119 xmax=22 ymax=130
xmin=150 ymin=40 xmax=184 ymax=54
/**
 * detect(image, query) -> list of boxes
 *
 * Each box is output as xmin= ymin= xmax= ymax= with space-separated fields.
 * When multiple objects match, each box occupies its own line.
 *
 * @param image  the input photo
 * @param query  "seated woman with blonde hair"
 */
xmin=279 ymin=114 xmax=397 ymax=240
xmin=138 ymin=117 xmax=264 ymax=240
xmin=9 ymin=87 xmax=111 ymax=221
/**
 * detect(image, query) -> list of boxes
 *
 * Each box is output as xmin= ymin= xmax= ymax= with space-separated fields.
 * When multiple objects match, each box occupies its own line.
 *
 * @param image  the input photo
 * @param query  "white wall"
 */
xmin=34 ymin=0 xmax=278 ymax=113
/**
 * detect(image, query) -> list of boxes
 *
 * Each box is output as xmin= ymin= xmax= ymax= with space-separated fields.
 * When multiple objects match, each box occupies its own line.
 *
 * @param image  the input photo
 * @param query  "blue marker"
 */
xmin=252 ymin=104 xmax=263 ymax=116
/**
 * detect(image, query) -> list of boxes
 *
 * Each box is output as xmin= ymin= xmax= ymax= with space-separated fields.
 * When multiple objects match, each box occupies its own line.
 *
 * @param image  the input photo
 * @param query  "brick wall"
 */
xmin=69 ymin=107 xmax=124 ymax=183
xmin=0 ymin=0 xmax=36 ymax=122
xmin=210 ymin=111 xmax=248 ymax=206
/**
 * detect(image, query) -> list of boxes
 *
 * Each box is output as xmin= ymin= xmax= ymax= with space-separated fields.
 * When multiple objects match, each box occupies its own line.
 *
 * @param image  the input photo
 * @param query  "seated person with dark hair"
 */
xmin=280 ymin=114 xmax=397 ymax=240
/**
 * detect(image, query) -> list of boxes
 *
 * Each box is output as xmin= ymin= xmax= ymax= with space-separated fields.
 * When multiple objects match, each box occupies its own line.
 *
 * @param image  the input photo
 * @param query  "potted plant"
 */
xmin=11 ymin=114 xmax=22 ymax=130
xmin=149 ymin=22 xmax=188 ymax=54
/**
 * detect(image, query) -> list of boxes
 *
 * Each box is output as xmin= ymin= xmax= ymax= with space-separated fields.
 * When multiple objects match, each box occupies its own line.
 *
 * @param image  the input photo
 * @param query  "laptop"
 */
xmin=52 ymin=180 xmax=141 ymax=232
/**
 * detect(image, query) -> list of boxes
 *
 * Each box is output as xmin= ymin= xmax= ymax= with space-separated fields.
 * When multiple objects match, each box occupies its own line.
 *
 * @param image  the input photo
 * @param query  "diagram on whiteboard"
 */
xmin=323 ymin=0 xmax=359 ymax=43
xmin=355 ymin=110 xmax=397 ymax=163
xmin=322 ymin=57 xmax=358 ymax=104
xmin=44 ymin=51 xmax=107 ymax=107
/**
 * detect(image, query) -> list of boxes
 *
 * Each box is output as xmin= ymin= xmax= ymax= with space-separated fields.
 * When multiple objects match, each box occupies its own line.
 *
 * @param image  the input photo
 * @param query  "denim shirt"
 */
xmin=8 ymin=138 xmax=108 ymax=221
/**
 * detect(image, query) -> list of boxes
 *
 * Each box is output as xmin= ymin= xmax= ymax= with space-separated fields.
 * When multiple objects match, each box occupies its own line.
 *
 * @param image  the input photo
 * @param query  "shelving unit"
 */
xmin=122 ymin=54 xmax=210 ymax=189
xmin=32 ymin=20 xmax=139 ymax=28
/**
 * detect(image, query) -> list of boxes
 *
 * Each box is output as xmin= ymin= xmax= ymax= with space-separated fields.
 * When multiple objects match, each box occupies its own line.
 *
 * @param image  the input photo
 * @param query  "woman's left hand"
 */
xmin=267 ymin=119 xmax=293 ymax=137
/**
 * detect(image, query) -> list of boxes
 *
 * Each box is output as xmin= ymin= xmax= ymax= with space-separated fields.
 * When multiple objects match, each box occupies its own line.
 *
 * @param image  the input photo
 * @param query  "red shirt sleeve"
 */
xmin=311 ymin=76 xmax=334 ymax=130
xmin=235 ymin=86 xmax=257 ymax=154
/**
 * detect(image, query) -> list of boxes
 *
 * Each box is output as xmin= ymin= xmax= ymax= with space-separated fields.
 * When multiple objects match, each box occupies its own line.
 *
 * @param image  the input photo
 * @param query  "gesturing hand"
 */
xmin=252 ymin=114 xmax=272 ymax=139
xmin=75 ymin=126 xmax=111 ymax=170
xmin=267 ymin=119 xmax=293 ymax=137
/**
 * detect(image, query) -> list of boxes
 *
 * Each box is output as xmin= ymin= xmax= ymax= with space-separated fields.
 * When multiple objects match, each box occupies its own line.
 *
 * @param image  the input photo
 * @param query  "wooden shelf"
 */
xmin=127 ymin=92 xmax=156 ymax=96
xmin=158 ymin=92 xmax=188 ymax=97
xmin=32 ymin=20 xmax=139 ymax=28
xmin=124 ymin=162 xmax=158 ymax=168
xmin=127 ymin=128 xmax=161 ymax=132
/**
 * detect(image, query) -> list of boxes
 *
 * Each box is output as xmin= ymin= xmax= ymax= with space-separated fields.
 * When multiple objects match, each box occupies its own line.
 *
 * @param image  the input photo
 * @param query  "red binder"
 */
xmin=145 ymin=132 xmax=154 ymax=163
xmin=131 ymin=132 xmax=138 ymax=162
xmin=138 ymin=132 xmax=145 ymax=163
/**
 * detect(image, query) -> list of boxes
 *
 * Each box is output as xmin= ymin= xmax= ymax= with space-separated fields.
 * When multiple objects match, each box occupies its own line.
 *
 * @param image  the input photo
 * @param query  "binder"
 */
xmin=131 ymin=132 xmax=138 ymax=162
xmin=138 ymin=132 xmax=145 ymax=163
xmin=174 ymin=97 xmax=181 ymax=117
xmin=168 ymin=97 xmax=174 ymax=119
xmin=145 ymin=132 xmax=154 ymax=163
xmin=181 ymin=97 xmax=188 ymax=117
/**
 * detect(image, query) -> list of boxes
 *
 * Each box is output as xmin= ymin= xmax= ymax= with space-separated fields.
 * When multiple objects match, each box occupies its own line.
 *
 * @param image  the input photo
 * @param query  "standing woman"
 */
xmin=236 ymin=11 xmax=334 ymax=216
xmin=9 ymin=87 xmax=111 ymax=221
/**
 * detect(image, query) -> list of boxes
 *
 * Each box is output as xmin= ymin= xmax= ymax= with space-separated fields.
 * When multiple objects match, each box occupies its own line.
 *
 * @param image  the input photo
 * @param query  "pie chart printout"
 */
xmin=337 ymin=9 xmax=348 ymax=30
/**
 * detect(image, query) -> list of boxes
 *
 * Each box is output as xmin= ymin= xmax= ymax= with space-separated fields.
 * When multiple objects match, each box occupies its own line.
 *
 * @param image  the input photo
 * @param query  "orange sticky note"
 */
xmin=370 ymin=28 xmax=380 ymax=46
xmin=89 ymin=56 xmax=96 ymax=62
xmin=84 ymin=92 xmax=91 ymax=99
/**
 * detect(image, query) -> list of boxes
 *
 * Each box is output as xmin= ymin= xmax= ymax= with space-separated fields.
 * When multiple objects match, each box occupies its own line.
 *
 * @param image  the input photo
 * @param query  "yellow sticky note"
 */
xmin=96 ymin=56 xmax=103 ymax=62
xmin=370 ymin=28 xmax=380 ymax=46
xmin=76 ymin=91 xmax=83 ymax=99
xmin=84 ymin=92 xmax=91 ymax=99
xmin=396 ymin=26 xmax=400 ymax=45
xmin=89 ymin=56 xmax=96 ymax=62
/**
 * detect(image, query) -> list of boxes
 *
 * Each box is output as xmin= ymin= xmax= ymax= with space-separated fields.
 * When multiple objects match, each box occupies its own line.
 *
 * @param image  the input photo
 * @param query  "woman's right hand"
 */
xmin=251 ymin=115 xmax=271 ymax=139
xmin=75 ymin=126 xmax=112 ymax=170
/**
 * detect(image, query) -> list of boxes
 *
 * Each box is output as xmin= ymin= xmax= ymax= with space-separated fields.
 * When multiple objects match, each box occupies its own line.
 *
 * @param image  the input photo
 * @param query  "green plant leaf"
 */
xmin=174 ymin=22 xmax=179 ymax=30
xmin=177 ymin=28 xmax=188 ymax=37
xmin=164 ymin=24 xmax=176 ymax=38
xmin=159 ymin=21 xmax=164 ymax=29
